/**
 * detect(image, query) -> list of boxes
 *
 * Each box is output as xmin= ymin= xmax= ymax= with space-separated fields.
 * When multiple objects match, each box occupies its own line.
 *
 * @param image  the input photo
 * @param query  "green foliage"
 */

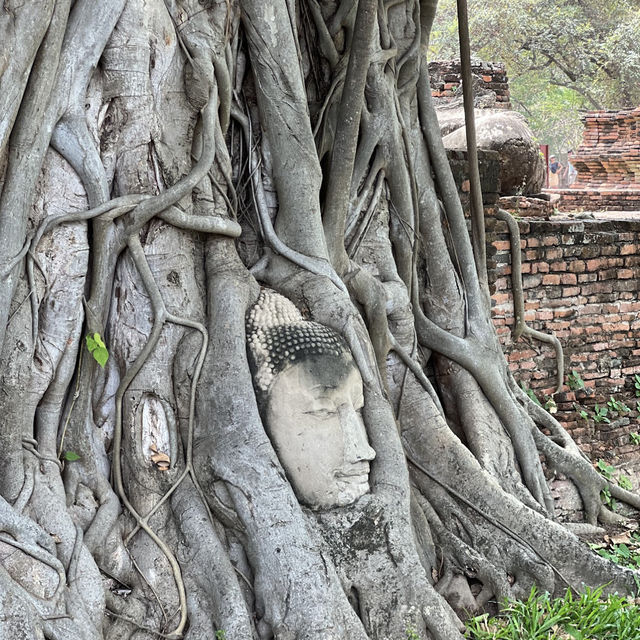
xmin=567 ymin=370 xmax=585 ymax=391
xmin=619 ymin=475 xmax=633 ymax=491
xmin=633 ymin=374 xmax=640 ymax=397
xmin=543 ymin=396 xmax=557 ymax=414
xmin=429 ymin=0 xmax=640 ymax=152
xmin=596 ymin=459 xmax=615 ymax=481
xmin=215 ymin=631 xmax=226 ymax=640
xmin=607 ymin=396 xmax=629 ymax=414
xmin=601 ymin=486 xmax=617 ymax=512
xmin=591 ymin=532 xmax=640 ymax=571
xmin=406 ymin=627 xmax=420 ymax=640
xmin=592 ymin=404 xmax=610 ymax=424
xmin=630 ymin=432 xmax=640 ymax=446
xmin=595 ymin=459 xmax=633 ymax=511
xmin=62 ymin=451 xmax=81 ymax=462
xmin=573 ymin=403 xmax=589 ymax=421
xmin=86 ymin=332 xmax=109 ymax=368
xmin=521 ymin=382 xmax=542 ymax=407
xmin=596 ymin=460 xmax=615 ymax=510
xmin=465 ymin=585 xmax=640 ymax=639
xmin=521 ymin=383 xmax=556 ymax=414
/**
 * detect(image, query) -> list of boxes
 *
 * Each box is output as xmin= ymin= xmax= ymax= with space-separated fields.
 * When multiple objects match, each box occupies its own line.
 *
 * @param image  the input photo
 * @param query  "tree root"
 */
xmin=496 ymin=208 xmax=564 ymax=392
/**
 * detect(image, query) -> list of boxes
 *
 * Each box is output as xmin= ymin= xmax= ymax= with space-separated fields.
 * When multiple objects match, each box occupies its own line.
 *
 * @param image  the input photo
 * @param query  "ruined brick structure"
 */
xmin=447 ymin=147 xmax=640 ymax=480
xmin=429 ymin=60 xmax=512 ymax=109
xmin=554 ymin=107 xmax=640 ymax=212
xmin=488 ymin=216 xmax=640 ymax=472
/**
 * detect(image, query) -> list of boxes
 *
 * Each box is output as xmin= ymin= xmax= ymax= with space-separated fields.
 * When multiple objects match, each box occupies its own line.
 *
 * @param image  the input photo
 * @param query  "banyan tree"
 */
xmin=0 ymin=1 xmax=638 ymax=639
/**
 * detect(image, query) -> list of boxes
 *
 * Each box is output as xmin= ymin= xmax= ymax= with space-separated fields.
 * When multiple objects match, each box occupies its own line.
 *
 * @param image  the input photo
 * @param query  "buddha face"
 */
xmin=264 ymin=356 xmax=376 ymax=510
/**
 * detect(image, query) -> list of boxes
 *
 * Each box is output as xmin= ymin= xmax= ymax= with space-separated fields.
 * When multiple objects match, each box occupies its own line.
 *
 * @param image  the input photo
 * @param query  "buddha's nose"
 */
xmin=339 ymin=404 xmax=376 ymax=463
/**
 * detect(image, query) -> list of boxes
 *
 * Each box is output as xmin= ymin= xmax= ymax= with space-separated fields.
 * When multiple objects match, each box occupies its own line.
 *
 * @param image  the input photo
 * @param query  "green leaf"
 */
xmin=86 ymin=332 xmax=109 ymax=368
xmin=86 ymin=334 xmax=98 ymax=352
xmin=63 ymin=451 xmax=81 ymax=461
xmin=565 ymin=624 xmax=585 ymax=639
xmin=619 ymin=475 xmax=633 ymax=491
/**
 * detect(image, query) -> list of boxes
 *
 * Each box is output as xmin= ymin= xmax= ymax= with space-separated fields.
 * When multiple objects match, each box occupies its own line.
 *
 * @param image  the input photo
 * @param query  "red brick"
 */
xmin=549 ymin=321 xmax=570 ymax=330
xmin=508 ymin=349 xmax=537 ymax=361
xmin=560 ymin=273 xmax=577 ymax=285
xmin=542 ymin=274 xmax=561 ymax=285
xmin=586 ymin=258 xmax=607 ymax=271
xmin=602 ymin=322 xmax=630 ymax=332
xmin=546 ymin=248 xmax=563 ymax=260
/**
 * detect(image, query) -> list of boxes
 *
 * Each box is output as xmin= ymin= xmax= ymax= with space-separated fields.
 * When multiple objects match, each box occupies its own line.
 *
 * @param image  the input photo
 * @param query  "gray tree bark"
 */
xmin=0 ymin=1 xmax=638 ymax=639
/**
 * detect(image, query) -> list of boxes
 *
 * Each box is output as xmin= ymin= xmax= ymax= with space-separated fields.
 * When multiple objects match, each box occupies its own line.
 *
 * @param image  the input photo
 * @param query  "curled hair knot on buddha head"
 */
xmin=246 ymin=289 xmax=352 ymax=395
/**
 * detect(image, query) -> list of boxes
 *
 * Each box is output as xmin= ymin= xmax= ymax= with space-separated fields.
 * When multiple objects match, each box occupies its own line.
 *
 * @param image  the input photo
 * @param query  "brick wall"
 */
xmin=551 ymin=107 xmax=640 ymax=212
xmin=487 ymin=215 xmax=640 ymax=468
xmin=429 ymin=60 xmax=512 ymax=109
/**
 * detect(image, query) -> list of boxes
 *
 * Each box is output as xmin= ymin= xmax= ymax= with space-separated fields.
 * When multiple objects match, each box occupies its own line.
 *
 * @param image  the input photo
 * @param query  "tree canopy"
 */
xmin=430 ymin=0 xmax=640 ymax=152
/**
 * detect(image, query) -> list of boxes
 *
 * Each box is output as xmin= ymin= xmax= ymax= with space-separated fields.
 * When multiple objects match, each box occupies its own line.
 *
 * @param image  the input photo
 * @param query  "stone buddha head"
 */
xmin=247 ymin=290 xmax=375 ymax=510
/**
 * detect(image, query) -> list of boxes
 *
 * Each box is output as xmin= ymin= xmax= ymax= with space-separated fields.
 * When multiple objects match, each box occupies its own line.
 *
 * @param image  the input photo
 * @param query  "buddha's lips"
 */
xmin=335 ymin=464 xmax=370 ymax=480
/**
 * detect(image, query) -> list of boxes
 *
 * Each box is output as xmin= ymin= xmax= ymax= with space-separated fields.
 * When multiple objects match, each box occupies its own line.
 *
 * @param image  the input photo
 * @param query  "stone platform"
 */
xmin=552 ymin=188 xmax=640 ymax=212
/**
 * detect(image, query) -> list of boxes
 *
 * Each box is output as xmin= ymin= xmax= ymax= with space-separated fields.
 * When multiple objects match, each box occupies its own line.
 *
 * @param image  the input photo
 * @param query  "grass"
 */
xmin=465 ymin=585 xmax=640 ymax=639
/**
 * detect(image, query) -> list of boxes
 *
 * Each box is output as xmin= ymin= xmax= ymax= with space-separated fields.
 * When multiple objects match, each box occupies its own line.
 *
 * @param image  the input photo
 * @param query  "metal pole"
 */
xmin=456 ymin=0 xmax=489 ymax=295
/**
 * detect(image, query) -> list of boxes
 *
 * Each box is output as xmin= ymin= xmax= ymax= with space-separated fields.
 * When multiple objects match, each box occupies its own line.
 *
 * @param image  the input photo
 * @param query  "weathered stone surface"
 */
xmin=441 ymin=110 xmax=545 ymax=195
xmin=498 ymin=195 xmax=553 ymax=219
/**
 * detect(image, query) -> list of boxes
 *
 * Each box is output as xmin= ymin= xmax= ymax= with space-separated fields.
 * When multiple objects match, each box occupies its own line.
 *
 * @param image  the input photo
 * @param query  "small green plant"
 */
xmin=567 ymin=369 xmax=585 ymax=390
xmin=607 ymin=396 xmax=629 ymax=413
xmin=573 ymin=402 xmax=589 ymax=420
xmin=406 ymin=627 xmax=420 ymax=640
xmin=596 ymin=459 xmax=615 ymax=480
xmin=543 ymin=396 xmax=557 ymax=414
xmin=619 ymin=475 xmax=633 ymax=491
xmin=636 ymin=400 xmax=640 ymax=413
xmin=86 ymin=332 xmax=109 ymax=368
xmin=601 ymin=486 xmax=617 ymax=511
xmin=520 ymin=382 xmax=542 ymax=407
xmin=215 ymin=631 xmax=226 ymax=640
xmin=633 ymin=374 xmax=640 ymax=397
xmin=630 ymin=432 xmax=640 ymax=445
xmin=595 ymin=460 xmax=633 ymax=510
xmin=593 ymin=403 xmax=610 ymax=424
xmin=62 ymin=450 xmax=81 ymax=462
xmin=590 ymin=532 xmax=640 ymax=570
